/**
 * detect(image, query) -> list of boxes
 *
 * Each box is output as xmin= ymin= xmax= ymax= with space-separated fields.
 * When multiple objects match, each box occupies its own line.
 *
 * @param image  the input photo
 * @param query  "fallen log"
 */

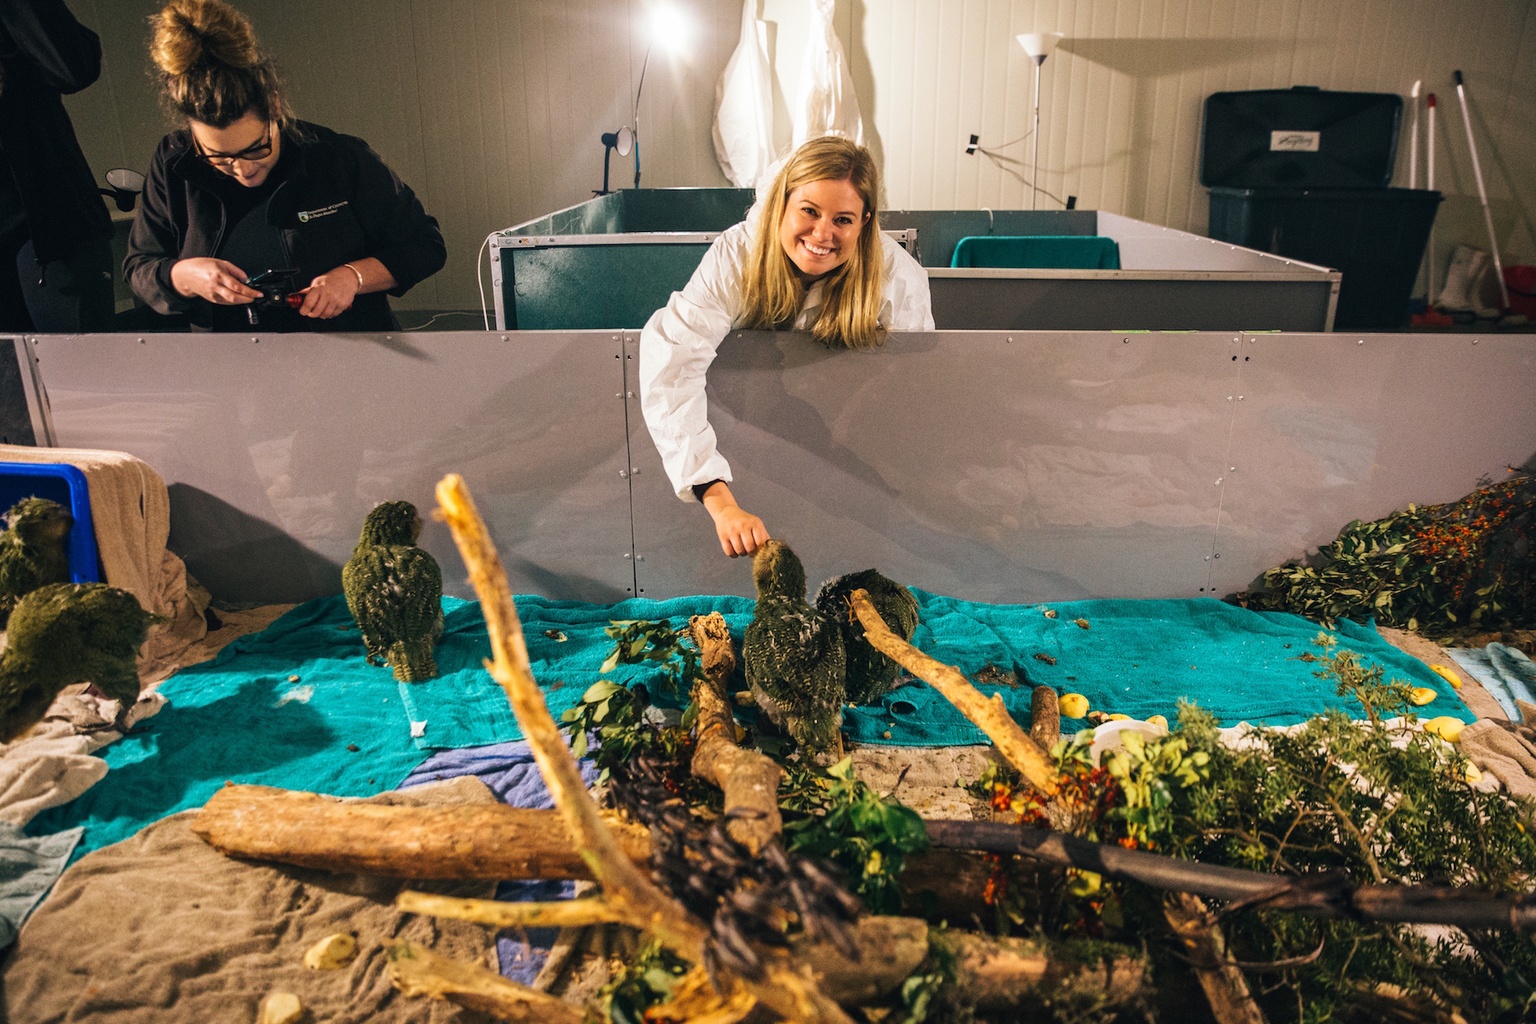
xmin=933 ymin=929 xmax=1147 ymax=1012
xmin=849 ymin=589 xmax=1060 ymax=797
xmin=192 ymin=783 xmax=650 ymax=880
xmin=687 ymin=611 xmax=783 ymax=854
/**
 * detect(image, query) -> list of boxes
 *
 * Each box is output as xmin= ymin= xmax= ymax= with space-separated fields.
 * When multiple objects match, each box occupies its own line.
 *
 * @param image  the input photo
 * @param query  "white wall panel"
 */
xmin=61 ymin=0 xmax=1535 ymax=312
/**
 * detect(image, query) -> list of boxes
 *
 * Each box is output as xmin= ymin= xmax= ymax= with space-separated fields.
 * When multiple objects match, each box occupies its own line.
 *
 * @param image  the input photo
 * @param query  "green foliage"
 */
xmin=599 ymin=618 xmax=704 ymax=702
xmin=782 ymin=756 xmax=930 ymax=914
xmin=1158 ymin=661 xmax=1536 ymax=1022
xmin=1244 ymin=474 xmax=1536 ymax=634
xmin=601 ymin=938 xmax=691 ymax=1024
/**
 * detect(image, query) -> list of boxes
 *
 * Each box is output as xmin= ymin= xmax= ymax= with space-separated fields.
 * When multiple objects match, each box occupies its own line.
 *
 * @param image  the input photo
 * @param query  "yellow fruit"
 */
xmin=1423 ymin=717 xmax=1465 ymax=743
xmin=1107 ymin=713 xmax=1131 ymax=721
xmin=1430 ymin=664 xmax=1463 ymax=689
xmin=1464 ymin=762 xmax=1483 ymax=783
xmin=1147 ymin=715 xmax=1169 ymax=729
xmin=260 ymin=993 xmax=304 ymax=1024
xmin=1059 ymin=693 xmax=1089 ymax=719
xmin=303 ymin=933 xmax=357 ymax=970
xmin=1409 ymin=687 xmax=1437 ymax=706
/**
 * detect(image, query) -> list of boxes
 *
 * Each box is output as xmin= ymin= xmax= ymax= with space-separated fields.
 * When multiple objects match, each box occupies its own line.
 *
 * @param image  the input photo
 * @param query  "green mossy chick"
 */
xmin=0 ymin=497 xmax=74 ymax=629
xmin=342 ymin=501 xmax=443 ymax=682
xmin=0 ymin=583 xmax=158 ymax=743
xmin=814 ymin=568 xmax=919 ymax=706
xmin=743 ymin=540 xmax=846 ymax=766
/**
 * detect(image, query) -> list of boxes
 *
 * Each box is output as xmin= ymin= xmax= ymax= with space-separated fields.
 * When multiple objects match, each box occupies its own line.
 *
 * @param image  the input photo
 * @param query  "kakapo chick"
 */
xmin=0 ymin=497 xmax=75 ymax=629
xmin=743 ymin=540 xmax=846 ymax=765
xmin=342 ymin=501 xmax=443 ymax=682
xmin=0 ymin=583 xmax=159 ymax=743
xmin=815 ymin=568 xmax=919 ymax=706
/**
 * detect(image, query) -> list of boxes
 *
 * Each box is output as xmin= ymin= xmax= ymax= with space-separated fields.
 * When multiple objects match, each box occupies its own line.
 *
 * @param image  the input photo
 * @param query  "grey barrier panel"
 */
xmin=29 ymin=330 xmax=636 ymax=605
xmin=629 ymin=330 xmax=1246 ymax=604
xmin=926 ymin=275 xmax=1336 ymax=332
xmin=1208 ymin=332 xmax=1536 ymax=597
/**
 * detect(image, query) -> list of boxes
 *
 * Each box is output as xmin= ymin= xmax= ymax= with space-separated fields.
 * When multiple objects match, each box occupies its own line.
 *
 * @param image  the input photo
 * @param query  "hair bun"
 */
xmin=150 ymin=0 xmax=261 ymax=77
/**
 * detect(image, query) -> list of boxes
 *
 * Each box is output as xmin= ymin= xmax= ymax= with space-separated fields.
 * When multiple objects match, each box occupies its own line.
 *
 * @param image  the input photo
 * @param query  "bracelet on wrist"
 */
xmin=341 ymin=262 xmax=365 ymax=290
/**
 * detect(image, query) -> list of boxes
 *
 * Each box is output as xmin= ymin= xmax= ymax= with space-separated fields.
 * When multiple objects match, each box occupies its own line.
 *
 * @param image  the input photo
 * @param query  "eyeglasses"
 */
xmin=193 ymin=122 xmax=274 ymax=167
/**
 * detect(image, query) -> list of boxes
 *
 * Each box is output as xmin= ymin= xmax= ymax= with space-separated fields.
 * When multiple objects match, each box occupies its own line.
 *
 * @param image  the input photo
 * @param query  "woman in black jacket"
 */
xmin=0 ymin=0 xmax=114 ymax=333
xmin=126 ymin=0 xmax=445 ymax=332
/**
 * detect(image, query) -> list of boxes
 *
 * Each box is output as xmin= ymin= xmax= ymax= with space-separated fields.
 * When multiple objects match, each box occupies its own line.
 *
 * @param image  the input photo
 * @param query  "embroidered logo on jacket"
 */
xmin=297 ymin=201 xmax=350 ymax=223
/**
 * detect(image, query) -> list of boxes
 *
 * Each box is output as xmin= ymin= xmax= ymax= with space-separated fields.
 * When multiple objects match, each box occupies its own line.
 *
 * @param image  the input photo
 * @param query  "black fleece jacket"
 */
xmin=125 ymin=120 xmax=446 ymax=331
xmin=0 ymin=0 xmax=112 ymax=264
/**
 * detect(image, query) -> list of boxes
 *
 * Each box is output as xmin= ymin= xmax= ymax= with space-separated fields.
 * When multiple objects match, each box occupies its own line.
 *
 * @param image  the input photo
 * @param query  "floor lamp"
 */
xmin=1016 ymin=32 xmax=1064 ymax=211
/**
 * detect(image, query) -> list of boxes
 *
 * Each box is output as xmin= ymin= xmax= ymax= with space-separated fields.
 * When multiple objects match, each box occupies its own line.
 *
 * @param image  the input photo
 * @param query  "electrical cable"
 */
xmin=476 ymin=231 xmax=493 ymax=330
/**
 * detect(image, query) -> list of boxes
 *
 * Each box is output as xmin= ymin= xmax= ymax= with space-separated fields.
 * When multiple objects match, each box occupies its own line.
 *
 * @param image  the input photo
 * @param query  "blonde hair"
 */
xmin=737 ymin=136 xmax=886 ymax=349
xmin=150 ymin=0 xmax=286 ymax=129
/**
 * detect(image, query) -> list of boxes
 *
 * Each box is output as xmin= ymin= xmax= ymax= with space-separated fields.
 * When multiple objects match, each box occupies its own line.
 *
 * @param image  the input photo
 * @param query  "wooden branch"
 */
xmin=1030 ymin=685 xmax=1060 ymax=750
xmin=849 ymin=589 xmax=1059 ymax=797
xmin=437 ymin=474 xmax=707 ymax=953
xmin=935 ymin=930 xmax=1147 ymax=1012
xmin=397 ymin=891 xmax=627 ymax=929
xmin=386 ymin=941 xmax=584 ymax=1024
xmin=192 ymin=783 xmax=650 ymax=879
xmin=434 ymin=474 xmax=853 ymax=1024
xmin=687 ymin=612 xmax=783 ymax=854
xmin=1163 ymin=893 xmax=1271 ymax=1024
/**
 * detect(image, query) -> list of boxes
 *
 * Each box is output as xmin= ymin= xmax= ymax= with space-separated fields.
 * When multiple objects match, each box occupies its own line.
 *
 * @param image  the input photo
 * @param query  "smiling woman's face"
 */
xmin=777 ymin=177 xmax=869 ymax=283
xmin=188 ymin=111 xmax=281 ymax=188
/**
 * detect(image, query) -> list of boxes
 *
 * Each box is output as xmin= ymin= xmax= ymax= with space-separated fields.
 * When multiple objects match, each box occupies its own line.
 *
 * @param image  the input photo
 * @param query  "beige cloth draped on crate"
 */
xmin=0 ymin=444 xmax=211 ymax=681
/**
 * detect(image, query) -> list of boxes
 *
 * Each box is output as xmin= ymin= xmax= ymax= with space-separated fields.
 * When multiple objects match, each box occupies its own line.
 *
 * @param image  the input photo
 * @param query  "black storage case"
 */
xmin=1200 ymin=87 xmax=1440 ymax=329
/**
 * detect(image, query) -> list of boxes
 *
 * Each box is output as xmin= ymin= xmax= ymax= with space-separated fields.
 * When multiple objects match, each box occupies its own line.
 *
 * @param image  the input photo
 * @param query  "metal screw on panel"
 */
xmin=491 ymin=253 xmax=499 ymax=262
xmin=1237 ymin=396 xmax=1244 ymax=401
xmin=251 ymin=336 xmax=259 ymax=343
xmin=1357 ymin=339 xmax=1364 ymax=345
xmin=1229 ymin=466 xmax=1236 ymax=472
xmin=619 ymin=470 xmax=628 ymax=478
xmin=626 ymin=391 xmax=635 ymax=398
xmin=630 ymin=467 xmax=640 ymax=475
xmin=1472 ymin=338 xmax=1480 ymax=345
xmin=500 ymin=335 xmax=508 ymax=341
xmin=1214 ymin=478 xmax=1223 ymax=486
xmin=138 ymin=337 xmax=145 ymax=344
xmin=624 ymin=552 xmax=631 ymax=559
xmin=636 ymin=555 xmax=645 ymax=562
xmin=1214 ymin=553 xmax=1221 ymax=559
xmin=1204 ymin=555 xmax=1211 ymax=561
xmin=1006 ymin=336 xmax=1013 ymax=343
xmin=1226 ymin=395 xmax=1233 ymax=401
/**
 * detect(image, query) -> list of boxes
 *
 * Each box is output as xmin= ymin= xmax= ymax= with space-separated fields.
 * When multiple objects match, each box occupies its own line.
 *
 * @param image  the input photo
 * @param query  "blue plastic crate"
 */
xmin=0 ymin=462 xmax=101 ymax=584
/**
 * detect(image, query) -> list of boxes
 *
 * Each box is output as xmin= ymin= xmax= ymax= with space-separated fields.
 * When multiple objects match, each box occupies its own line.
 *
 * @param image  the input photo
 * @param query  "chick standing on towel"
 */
xmin=342 ymin=501 xmax=442 ymax=682
xmin=0 ymin=582 xmax=159 ymax=742
xmin=743 ymin=540 xmax=847 ymax=766
xmin=0 ymin=497 xmax=74 ymax=629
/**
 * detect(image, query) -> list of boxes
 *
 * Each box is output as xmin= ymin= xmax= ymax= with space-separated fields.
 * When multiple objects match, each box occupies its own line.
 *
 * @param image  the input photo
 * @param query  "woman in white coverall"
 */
xmin=638 ymin=135 xmax=934 ymax=558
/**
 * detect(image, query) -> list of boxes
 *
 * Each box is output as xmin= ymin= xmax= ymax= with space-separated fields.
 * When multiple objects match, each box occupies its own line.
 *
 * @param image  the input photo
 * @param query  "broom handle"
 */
xmin=1454 ymin=70 xmax=1510 ymax=309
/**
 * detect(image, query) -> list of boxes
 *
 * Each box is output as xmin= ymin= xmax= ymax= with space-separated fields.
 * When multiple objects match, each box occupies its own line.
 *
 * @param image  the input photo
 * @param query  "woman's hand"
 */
xmin=294 ymin=266 xmax=361 ymax=319
xmin=169 ymin=258 xmax=261 ymax=304
xmin=700 ymin=481 xmax=769 ymax=557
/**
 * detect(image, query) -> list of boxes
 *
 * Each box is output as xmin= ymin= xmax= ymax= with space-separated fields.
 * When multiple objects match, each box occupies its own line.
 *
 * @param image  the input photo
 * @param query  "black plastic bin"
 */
xmin=1200 ymin=87 xmax=1441 ymax=330
xmin=1208 ymin=186 xmax=1440 ymax=329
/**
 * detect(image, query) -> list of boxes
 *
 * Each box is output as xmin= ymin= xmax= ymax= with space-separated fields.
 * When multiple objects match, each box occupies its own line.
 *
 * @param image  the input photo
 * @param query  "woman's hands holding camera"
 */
xmin=170 ymin=258 xmax=262 ymax=304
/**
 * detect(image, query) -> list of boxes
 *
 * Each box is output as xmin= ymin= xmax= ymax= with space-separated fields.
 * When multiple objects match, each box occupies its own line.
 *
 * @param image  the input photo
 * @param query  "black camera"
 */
xmin=245 ymin=267 xmax=302 ymax=325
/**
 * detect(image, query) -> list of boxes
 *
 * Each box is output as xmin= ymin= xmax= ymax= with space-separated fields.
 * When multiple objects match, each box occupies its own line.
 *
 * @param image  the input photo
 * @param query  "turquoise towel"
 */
xmin=25 ymin=597 xmax=432 ymax=859
xmin=950 ymin=235 xmax=1121 ymax=269
xmin=28 ymin=593 xmax=1471 ymax=861
xmin=386 ymin=592 xmax=1476 ymax=749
